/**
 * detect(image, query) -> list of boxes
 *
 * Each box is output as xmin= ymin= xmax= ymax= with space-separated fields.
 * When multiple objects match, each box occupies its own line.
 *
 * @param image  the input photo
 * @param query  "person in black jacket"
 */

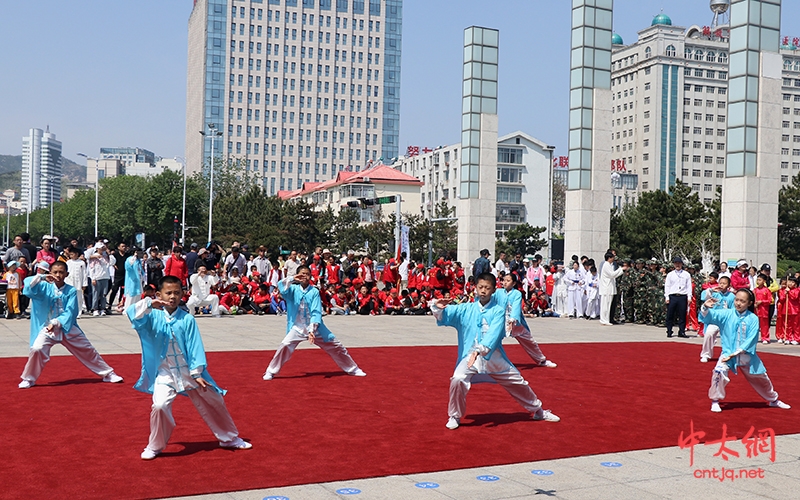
xmin=472 ymin=248 xmax=492 ymax=279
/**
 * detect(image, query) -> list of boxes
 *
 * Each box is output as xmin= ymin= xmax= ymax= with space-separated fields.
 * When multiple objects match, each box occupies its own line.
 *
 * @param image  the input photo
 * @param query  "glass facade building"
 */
xmin=186 ymin=0 xmax=402 ymax=194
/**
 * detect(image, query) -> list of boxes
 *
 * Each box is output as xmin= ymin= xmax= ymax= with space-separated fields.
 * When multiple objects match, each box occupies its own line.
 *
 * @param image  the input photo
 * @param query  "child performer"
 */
xmin=119 ymin=247 xmax=145 ymax=312
xmin=262 ymin=266 xmax=366 ymax=380
xmin=699 ymin=276 xmax=734 ymax=363
xmin=700 ymin=288 xmax=791 ymax=413
xmin=432 ymin=273 xmax=560 ymax=430
xmin=776 ymin=278 xmax=788 ymax=343
xmin=498 ymin=274 xmax=557 ymax=368
xmin=18 ymin=261 xmax=123 ymax=389
xmin=64 ymin=247 xmax=88 ymax=315
xmin=786 ymin=277 xmax=800 ymax=345
xmin=127 ymin=276 xmax=252 ymax=460
xmin=5 ymin=261 xmax=21 ymax=319
xmin=754 ymin=274 xmax=773 ymax=344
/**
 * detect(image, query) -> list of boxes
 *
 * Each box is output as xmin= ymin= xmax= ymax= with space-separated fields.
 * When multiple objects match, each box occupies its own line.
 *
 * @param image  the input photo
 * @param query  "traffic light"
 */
xmin=346 ymin=200 xmax=360 ymax=208
xmin=362 ymin=198 xmax=376 ymax=206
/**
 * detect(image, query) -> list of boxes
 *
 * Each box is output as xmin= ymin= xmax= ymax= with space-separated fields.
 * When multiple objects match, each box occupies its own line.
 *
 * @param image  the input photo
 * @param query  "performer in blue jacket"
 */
xmin=119 ymin=247 xmax=145 ymax=312
xmin=496 ymin=273 xmax=557 ymax=368
xmin=263 ymin=265 xmax=365 ymax=380
xmin=18 ymin=260 xmax=122 ymax=389
xmin=700 ymin=288 xmax=791 ymax=413
xmin=432 ymin=272 xmax=560 ymax=430
xmin=127 ymin=275 xmax=252 ymax=460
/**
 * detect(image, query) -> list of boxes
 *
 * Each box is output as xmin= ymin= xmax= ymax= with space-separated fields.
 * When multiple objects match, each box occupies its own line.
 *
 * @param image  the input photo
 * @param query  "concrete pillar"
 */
xmin=564 ymin=0 xmax=614 ymax=262
xmin=720 ymin=0 xmax=781 ymax=269
xmin=457 ymin=26 xmax=499 ymax=266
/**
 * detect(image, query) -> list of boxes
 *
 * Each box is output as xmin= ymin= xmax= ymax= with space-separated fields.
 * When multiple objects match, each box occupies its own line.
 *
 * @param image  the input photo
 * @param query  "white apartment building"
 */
xmin=186 ymin=0 xmax=402 ymax=197
xmin=610 ymin=12 xmax=800 ymax=206
xmin=394 ymin=131 xmax=555 ymax=240
xmin=21 ymin=127 xmax=62 ymax=211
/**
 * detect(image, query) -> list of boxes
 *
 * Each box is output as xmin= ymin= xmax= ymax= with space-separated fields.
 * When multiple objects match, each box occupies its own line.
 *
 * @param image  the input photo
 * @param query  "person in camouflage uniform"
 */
xmin=614 ymin=259 xmax=635 ymax=323
xmin=632 ymin=259 xmax=651 ymax=324
xmin=648 ymin=260 xmax=667 ymax=327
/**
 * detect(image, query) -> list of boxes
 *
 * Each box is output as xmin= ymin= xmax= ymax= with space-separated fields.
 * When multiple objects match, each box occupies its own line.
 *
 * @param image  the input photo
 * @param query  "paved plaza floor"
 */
xmin=3 ymin=312 xmax=798 ymax=499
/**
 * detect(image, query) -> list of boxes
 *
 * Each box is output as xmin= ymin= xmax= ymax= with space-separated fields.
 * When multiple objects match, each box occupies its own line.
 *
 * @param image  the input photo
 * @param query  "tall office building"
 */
xmin=186 ymin=0 xmax=402 ymax=196
xmin=21 ymin=127 xmax=62 ymax=212
xmin=609 ymin=9 xmax=800 ymax=206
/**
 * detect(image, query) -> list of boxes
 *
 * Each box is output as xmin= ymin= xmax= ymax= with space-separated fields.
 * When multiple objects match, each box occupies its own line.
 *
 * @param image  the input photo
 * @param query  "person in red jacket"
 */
xmin=356 ymin=285 xmax=376 ymax=315
xmin=776 ymin=278 xmax=788 ymax=343
xmin=754 ymin=274 xmax=773 ymax=344
xmin=729 ymin=259 xmax=751 ymax=291
xmin=219 ymin=286 xmax=243 ymax=314
xmin=250 ymin=283 xmax=271 ymax=315
xmin=164 ymin=246 xmax=188 ymax=287
xmin=384 ymin=288 xmax=404 ymax=315
xmin=788 ymin=277 xmax=800 ymax=345
xmin=326 ymin=255 xmax=341 ymax=286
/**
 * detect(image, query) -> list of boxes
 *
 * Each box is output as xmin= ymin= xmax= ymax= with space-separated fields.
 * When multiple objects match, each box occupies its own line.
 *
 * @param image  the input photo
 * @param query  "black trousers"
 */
xmin=666 ymin=294 xmax=688 ymax=335
xmin=610 ymin=293 xmax=620 ymax=322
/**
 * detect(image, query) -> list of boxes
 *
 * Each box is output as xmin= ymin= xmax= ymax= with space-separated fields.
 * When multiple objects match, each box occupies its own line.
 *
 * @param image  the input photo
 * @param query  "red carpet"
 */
xmin=1 ymin=342 xmax=799 ymax=500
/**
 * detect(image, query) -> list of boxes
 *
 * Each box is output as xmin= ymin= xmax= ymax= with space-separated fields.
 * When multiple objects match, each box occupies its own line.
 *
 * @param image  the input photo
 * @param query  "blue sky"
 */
xmin=1 ymin=1 xmax=799 ymax=164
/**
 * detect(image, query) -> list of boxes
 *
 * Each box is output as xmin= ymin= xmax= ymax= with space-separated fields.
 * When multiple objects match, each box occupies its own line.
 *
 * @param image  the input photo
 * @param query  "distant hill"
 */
xmin=0 ymin=154 xmax=86 ymax=199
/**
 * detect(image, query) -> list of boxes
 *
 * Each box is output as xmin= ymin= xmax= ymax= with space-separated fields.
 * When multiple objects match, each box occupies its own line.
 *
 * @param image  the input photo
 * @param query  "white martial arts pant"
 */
xmin=600 ymin=294 xmax=614 ymax=324
xmin=700 ymin=324 xmax=720 ymax=360
xmin=510 ymin=325 xmax=546 ymax=364
xmin=186 ymin=294 xmax=220 ymax=317
xmin=148 ymin=383 xmax=239 ymax=452
xmin=448 ymin=349 xmax=542 ymax=420
xmin=567 ymin=289 xmax=583 ymax=317
xmin=20 ymin=328 xmax=115 ymax=384
xmin=264 ymin=327 xmax=359 ymax=377
xmin=708 ymin=353 xmax=779 ymax=403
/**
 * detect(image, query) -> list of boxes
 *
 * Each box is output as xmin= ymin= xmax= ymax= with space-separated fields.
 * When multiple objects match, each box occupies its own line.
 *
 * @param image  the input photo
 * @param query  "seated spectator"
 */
xmin=330 ymin=287 xmax=351 ymax=315
xmin=269 ymin=290 xmax=287 ymax=315
xmin=250 ymin=284 xmax=271 ymax=315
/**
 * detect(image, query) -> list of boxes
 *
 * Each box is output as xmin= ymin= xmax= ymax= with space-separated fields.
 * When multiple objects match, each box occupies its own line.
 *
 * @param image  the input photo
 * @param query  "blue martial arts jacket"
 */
xmin=278 ymin=278 xmax=336 ymax=342
xmin=493 ymin=288 xmax=530 ymax=334
xmin=124 ymin=256 xmax=144 ymax=297
xmin=23 ymin=274 xmax=81 ymax=347
xmin=436 ymin=294 xmax=508 ymax=365
xmin=126 ymin=298 xmax=225 ymax=395
xmin=700 ymin=306 xmax=765 ymax=375
xmin=699 ymin=288 xmax=734 ymax=324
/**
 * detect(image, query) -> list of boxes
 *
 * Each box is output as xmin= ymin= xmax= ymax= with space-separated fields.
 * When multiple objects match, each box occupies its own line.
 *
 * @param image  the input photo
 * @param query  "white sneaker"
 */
xmin=141 ymin=448 xmax=159 ymax=460
xmin=539 ymin=360 xmax=557 ymax=368
xmin=446 ymin=417 xmax=459 ymax=429
xmin=262 ymin=372 xmax=274 ymax=380
xmin=220 ymin=437 xmax=253 ymax=449
xmin=700 ymin=356 xmax=709 ymax=363
xmin=711 ymin=402 xmax=722 ymax=413
xmin=352 ymin=368 xmax=367 ymax=377
xmin=100 ymin=310 xmax=107 ymax=316
xmin=762 ymin=340 xmax=770 ymax=344
xmin=533 ymin=409 xmax=560 ymax=422
xmin=770 ymin=400 xmax=791 ymax=410
xmin=18 ymin=380 xmax=33 ymax=389
xmin=92 ymin=310 xmax=100 ymax=317
xmin=792 ymin=341 xmax=799 ymax=345
xmin=778 ymin=339 xmax=784 ymax=344
xmin=103 ymin=372 xmax=123 ymax=383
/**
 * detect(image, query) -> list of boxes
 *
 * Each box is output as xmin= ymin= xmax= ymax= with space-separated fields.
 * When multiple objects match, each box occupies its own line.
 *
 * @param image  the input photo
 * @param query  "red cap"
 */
xmin=416 ymin=263 xmax=424 ymax=269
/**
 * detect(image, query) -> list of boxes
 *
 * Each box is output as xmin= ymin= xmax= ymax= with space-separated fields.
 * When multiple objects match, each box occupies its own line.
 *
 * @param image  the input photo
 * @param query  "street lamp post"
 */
xmin=199 ymin=124 xmax=223 ymax=244
xmin=48 ymin=177 xmax=54 ymax=236
xmin=77 ymin=153 xmax=99 ymax=237
xmin=174 ymin=156 xmax=186 ymax=244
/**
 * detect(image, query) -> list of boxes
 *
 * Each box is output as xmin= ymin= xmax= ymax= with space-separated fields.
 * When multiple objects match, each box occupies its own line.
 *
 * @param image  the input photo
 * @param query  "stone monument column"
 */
xmin=720 ymin=0 xmax=781 ymax=269
xmin=457 ymin=26 xmax=499 ymax=266
xmin=564 ymin=0 xmax=614 ymax=261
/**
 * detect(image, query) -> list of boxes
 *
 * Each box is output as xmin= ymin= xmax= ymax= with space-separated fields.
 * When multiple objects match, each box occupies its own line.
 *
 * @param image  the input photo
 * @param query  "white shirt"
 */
xmin=664 ymin=269 xmax=692 ymax=298
xmin=495 ymin=259 xmax=507 ymax=275
xmin=189 ymin=273 xmax=218 ymax=300
xmin=253 ymin=255 xmax=271 ymax=276
xmin=599 ymin=261 xmax=623 ymax=296
xmin=284 ymin=258 xmax=299 ymax=278
xmin=398 ymin=260 xmax=409 ymax=281
xmin=66 ymin=259 xmax=88 ymax=288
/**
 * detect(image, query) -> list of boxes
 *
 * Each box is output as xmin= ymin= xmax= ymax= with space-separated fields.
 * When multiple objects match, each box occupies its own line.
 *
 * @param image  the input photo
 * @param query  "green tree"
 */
xmin=610 ymin=180 xmax=719 ymax=262
xmin=779 ymin=173 xmax=800 ymax=261
xmin=496 ymin=223 xmax=547 ymax=257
